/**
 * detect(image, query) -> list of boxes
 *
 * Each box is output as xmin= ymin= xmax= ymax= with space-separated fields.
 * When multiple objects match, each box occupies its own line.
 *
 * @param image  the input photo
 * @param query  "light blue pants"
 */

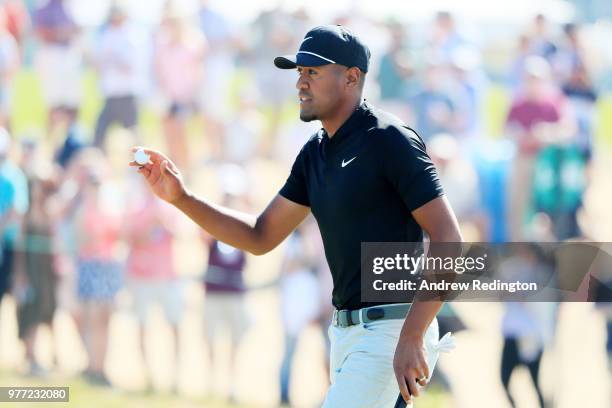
xmin=322 ymin=317 xmax=440 ymax=408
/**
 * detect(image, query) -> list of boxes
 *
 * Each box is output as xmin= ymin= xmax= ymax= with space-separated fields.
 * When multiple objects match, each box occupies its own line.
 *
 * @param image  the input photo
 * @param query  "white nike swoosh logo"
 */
xmin=341 ymin=157 xmax=357 ymax=167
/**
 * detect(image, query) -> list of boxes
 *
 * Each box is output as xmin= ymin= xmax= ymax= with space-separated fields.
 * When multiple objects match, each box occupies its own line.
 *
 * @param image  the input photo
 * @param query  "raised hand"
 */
xmin=129 ymin=146 xmax=188 ymax=205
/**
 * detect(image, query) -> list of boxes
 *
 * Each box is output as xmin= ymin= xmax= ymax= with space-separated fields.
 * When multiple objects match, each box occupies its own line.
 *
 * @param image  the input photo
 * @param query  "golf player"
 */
xmin=132 ymin=25 xmax=462 ymax=407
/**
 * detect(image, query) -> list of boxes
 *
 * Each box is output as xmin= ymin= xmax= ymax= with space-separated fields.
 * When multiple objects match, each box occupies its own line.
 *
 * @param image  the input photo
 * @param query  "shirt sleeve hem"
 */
xmin=279 ymin=189 xmax=310 ymax=207
xmin=407 ymin=189 xmax=445 ymax=212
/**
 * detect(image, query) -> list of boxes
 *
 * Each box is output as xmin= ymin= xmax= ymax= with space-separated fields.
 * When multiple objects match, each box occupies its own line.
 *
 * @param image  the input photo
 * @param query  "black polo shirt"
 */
xmin=279 ymin=101 xmax=444 ymax=310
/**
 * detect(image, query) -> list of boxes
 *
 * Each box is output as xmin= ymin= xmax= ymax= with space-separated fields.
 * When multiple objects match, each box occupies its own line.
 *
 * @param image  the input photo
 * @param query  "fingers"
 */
xmin=128 ymin=160 xmax=150 ymax=168
xmin=137 ymin=165 xmax=151 ymax=178
xmin=422 ymin=360 xmax=430 ymax=381
xmin=416 ymin=351 xmax=430 ymax=384
xmin=407 ymin=375 xmax=420 ymax=398
xmin=396 ymin=368 xmax=428 ymax=403
xmin=166 ymin=159 xmax=179 ymax=174
xmin=149 ymin=159 xmax=162 ymax=185
xmin=130 ymin=146 xmax=169 ymax=165
xmin=161 ymin=160 xmax=171 ymax=176
xmin=415 ymin=359 xmax=429 ymax=388
xmin=395 ymin=372 xmax=412 ymax=404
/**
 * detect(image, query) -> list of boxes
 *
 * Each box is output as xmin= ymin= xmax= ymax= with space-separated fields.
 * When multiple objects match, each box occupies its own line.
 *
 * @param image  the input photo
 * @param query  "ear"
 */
xmin=345 ymin=67 xmax=361 ymax=88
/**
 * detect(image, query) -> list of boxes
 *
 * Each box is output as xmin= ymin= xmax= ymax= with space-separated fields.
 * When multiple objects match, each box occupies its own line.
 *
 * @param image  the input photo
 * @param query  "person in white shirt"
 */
xmin=92 ymin=5 xmax=147 ymax=150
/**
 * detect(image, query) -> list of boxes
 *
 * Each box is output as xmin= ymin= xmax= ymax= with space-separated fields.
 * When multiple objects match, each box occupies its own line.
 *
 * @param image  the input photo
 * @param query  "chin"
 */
xmin=300 ymin=111 xmax=318 ymax=122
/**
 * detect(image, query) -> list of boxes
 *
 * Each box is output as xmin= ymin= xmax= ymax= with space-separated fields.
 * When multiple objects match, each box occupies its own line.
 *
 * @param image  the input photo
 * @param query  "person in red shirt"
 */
xmin=124 ymin=179 xmax=183 ymax=392
xmin=73 ymin=150 xmax=122 ymax=386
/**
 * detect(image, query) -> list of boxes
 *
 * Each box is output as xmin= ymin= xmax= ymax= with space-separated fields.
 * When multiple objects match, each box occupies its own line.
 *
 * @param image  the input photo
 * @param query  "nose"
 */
xmin=296 ymin=75 xmax=309 ymax=90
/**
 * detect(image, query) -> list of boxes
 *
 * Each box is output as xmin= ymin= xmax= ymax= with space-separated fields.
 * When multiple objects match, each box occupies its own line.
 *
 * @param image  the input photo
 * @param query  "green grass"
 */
xmin=0 ymin=371 xmax=241 ymax=408
xmin=10 ymin=69 xmax=47 ymax=135
xmin=0 ymin=371 xmax=451 ymax=408
xmin=9 ymin=67 xmax=612 ymax=152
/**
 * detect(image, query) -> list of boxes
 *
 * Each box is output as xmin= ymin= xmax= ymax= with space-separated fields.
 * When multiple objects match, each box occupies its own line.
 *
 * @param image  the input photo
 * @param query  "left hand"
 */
xmin=393 ymin=334 xmax=430 ymax=404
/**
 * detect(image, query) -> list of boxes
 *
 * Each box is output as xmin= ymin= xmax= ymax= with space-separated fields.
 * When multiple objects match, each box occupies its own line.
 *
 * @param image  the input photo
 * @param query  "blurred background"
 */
xmin=0 ymin=0 xmax=611 ymax=407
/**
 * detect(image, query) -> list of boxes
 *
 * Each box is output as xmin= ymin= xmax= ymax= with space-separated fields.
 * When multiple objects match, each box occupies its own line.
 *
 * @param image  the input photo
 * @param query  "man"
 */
xmin=93 ymin=5 xmax=145 ymax=150
xmin=132 ymin=25 xmax=461 ymax=407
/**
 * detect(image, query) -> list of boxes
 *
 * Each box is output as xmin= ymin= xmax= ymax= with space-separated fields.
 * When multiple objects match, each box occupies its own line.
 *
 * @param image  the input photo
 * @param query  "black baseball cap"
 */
xmin=274 ymin=25 xmax=370 ymax=73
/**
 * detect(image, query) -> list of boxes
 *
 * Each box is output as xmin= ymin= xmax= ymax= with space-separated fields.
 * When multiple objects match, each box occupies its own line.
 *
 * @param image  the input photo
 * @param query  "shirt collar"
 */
xmin=322 ymin=100 xmax=370 ymax=146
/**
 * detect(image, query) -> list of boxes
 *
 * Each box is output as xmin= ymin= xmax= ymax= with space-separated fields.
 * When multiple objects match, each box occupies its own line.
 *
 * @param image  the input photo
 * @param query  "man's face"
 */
xmin=296 ymin=64 xmax=347 ymax=122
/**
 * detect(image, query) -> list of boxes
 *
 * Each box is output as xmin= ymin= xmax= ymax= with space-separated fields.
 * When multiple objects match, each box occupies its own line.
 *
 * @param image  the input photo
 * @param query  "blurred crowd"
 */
xmin=0 ymin=0 xmax=611 ymax=407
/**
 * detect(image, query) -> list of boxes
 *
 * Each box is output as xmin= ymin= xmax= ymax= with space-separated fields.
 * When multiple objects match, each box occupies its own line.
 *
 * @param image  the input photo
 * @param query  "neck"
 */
xmin=322 ymin=97 xmax=362 ymax=138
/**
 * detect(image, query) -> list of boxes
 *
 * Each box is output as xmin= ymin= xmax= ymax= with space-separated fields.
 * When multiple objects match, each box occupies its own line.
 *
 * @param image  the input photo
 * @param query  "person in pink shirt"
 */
xmin=73 ymin=151 xmax=122 ymax=386
xmin=123 ymin=179 xmax=183 ymax=392
xmin=505 ymin=56 xmax=564 ymax=240
xmin=154 ymin=5 xmax=205 ymax=170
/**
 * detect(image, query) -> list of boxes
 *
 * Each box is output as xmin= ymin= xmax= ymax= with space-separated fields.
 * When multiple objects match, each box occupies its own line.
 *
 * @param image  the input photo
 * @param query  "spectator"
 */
xmin=472 ymin=139 xmax=514 ymax=242
xmin=72 ymin=149 xmax=122 ymax=386
xmin=410 ymin=60 xmax=457 ymax=142
xmin=222 ymin=87 xmax=264 ymax=162
xmin=448 ymin=46 xmax=487 ymax=139
xmin=376 ymin=21 xmax=417 ymax=123
xmin=32 ymin=0 xmax=82 ymax=135
xmin=202 ymin=166 xmax=251 ymax=402
xmin=278 ymin=223 xmax=321 ymax=406
xmin=15 ymin=175 xmax=58 ymax=376
xmin=198 ymin=0 xmax=236 ymax=161
xmin=429 ymin=11 xmax=467 ymax=64
xmin=123 ymin=178 xmax=183 ymax=392
xmin=557 ymin=23 xmax=598 ymax=161
xmin=250 ymin=7 xmax=300 ymax=146
xmin=428 ymin=133 xmax=483 ymax=238
xmin=528 ymin=14 xmax=558 ymax=62
xmin=92 ymin=5 xmax=147 ymax=150
xmin=0 ymin=128 xmax=28 ymax=316
xmin=154 ymin=4 xmax=205 ymax=170
xmin=54 ymin=107 xmax=86 ymax=169
xmin=504 ymin=56 xmax=563 ymax=240
xmin=508 ymin=34 xmax=533 ymax=94
xmin=0 ymin=8 xmax=19 ymax=129
xmin=498 ymin=244 xmax=557 ymax=408
xmin=1 ymin=0 xmax=29 ymax=47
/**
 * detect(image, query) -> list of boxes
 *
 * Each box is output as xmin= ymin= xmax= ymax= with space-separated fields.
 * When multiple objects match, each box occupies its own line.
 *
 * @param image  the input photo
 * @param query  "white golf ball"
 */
xmin=134 ymin=148 xmax=150 ymax=165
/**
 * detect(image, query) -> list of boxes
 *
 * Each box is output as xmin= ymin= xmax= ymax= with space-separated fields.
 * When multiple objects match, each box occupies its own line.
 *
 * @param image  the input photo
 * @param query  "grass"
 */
xmin=10 ymin=68 xmax=612 ymax=150
xmin=0 ymin=371 xmax=241 ymax=408
xmin=0 ymin=370 xmax=451 ymax=408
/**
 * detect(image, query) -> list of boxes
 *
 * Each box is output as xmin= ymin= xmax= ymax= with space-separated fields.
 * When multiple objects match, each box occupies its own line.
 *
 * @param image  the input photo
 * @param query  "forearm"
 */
xmin=172 ymin=191 xmax=265 ymax=255
xmin=403 ymin=196 xmax=463 ymax=340
xmin=401 ymin=300 xmax=443 ymax=340
xmin=401 ymin=241 xmax=459 ymax=339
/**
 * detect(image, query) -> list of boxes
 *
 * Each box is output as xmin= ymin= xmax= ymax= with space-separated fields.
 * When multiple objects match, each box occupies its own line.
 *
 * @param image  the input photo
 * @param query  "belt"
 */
xmin=332 ymin=303 xmax=412 ymax=328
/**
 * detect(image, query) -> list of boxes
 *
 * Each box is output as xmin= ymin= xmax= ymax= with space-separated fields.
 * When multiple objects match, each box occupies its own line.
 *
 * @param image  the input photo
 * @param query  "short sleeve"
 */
xmin=381 ymin=126 xmax=444 ymax=211
xmin=279 ymin=146 xmax=310 ymax=207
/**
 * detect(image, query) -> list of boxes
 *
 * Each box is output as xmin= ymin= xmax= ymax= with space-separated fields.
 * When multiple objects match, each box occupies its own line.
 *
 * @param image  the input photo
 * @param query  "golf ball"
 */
xmin=134 ymin=148 xmax=150 ymax=165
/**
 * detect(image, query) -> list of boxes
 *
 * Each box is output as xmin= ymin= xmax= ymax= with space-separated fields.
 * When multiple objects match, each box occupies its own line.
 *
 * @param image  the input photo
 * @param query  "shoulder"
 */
xmin=366 ymin=105 xmax=426 ymax=152
xmin=297 ymin=129 xmax=325 ymax=156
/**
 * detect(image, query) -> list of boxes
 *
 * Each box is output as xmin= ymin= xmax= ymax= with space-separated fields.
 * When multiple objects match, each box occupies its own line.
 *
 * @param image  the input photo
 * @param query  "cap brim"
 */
xmin=274 ymin=53 xmax=333 ymax=69
xmin=274 ymin=55 xmax=297 ymax=69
